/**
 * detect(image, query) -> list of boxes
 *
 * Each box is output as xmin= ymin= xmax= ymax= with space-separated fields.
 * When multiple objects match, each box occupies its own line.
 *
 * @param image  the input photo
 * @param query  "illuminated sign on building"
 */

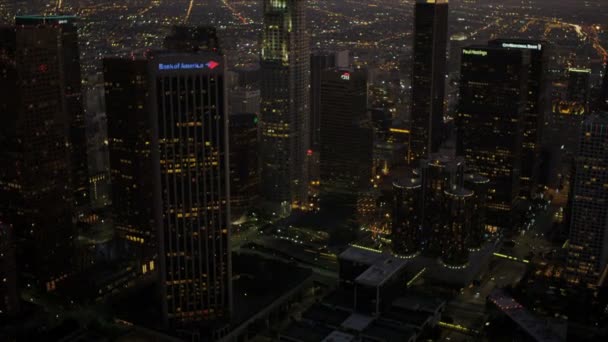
xmin=463 ymin=49 xmax=488 ymax=57
xmin=158 ymin=61 xmax=220 ymax=71
xmin=501 ymin=43 xmax=542 ymax=51
xmin=341 ymin=72 xmax=351 ymax=81
xmin=568 ymin=67 xmax=591 ymax=74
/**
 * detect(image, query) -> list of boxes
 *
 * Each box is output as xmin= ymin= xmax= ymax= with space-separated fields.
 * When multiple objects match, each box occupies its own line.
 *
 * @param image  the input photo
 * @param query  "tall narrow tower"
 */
xmin=260 ymin=0 xmax=310 ymax=211
xmin=410 ymin=0 xmax=448 ymax=163
xmin=567 ymin=112 xmax=608 ymax=287
xmin=15 ymin=15 xmax=89 ymax=213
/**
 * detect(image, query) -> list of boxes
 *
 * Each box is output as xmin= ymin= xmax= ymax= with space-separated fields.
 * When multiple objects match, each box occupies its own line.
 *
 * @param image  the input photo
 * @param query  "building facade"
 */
xmin=152 ymin=52 xmax=232 ymax=331
xmin=103 ymin=57 xmax=157 ymax=259
xmin=229 ymin=112 xmax=260 ymax=219
xmin=457 ymin=45 xmax=529 ymax=231
xmin=260 ymin=0 xmax=310 ymax=210
xmin=16 ymin=15 xmax=89 ymax=214
xmin=0 ymin=21 xmax=75 ymax=291
xmin=489 ymin=40 xmax=548 ymax=197
xmin=410 ymin=0 xmax=448 ymax=163
xmin=566 ymin=112 xmax=608 ymax=287
xmin=319 ymin=68 xmax=372 ymax=211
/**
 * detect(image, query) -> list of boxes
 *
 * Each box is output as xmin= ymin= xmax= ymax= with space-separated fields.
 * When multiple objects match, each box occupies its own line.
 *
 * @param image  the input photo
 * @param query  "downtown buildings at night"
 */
xmin=1 ymin=0 xmax=608 ymax=341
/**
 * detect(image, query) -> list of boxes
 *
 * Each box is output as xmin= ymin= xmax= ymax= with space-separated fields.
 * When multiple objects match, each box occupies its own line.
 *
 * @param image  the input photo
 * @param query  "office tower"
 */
xmin=310 ymin=50 xmax=349 ymax=151
xmin=260 ymin=0 xmax=310 ymax=210
xmin=567 ymin=67 xmax=591 ymax=111
xmin=443 ymin=187 xmax=473 ymax=266
xmin=0 ymin=223 xmax=19 ymax=316
xmin=457 ymin=45 xmax=528 ymax=231
xmin=0 ymin=22 xmax=75 ymax=291
xmin=229 ymin=112 xmax=260 ymax=219
xmin=154 ymin=52 xmax=232 ymax=331
xmin=319 ymin=68 xmax=372 ymax=211
xmin=410 ymin=0 xmax=448 ymax=163
xmin=566 ymin=112 xmax=608 ymax=287
xmin=420 ymin=154 xmax=465 ymax=254
xmin=230 ymin=88 xmax=260 ymax=114
xmin=392 ymin=177 xmax=422 ymax=256
xmin=490 ymin=40 xmax=548 ymax=196
xmin=464 ymin=174 xmax=489 ymax=250
xmin=15 ymin=15 xmax=89 ymax=213
xmin=600 ymin=61 xmax=608 ymax=111
xmin=103 ymin=57 xmax=157 ymax=258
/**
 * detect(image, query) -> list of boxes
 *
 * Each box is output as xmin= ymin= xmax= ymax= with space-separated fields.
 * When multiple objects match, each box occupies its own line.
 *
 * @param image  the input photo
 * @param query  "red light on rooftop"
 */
xmin=307 ymin=149 xmax=313 ymax=156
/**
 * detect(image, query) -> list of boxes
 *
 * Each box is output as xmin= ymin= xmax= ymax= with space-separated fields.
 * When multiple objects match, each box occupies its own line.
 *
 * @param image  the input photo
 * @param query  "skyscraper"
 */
xmin=260 ymin=0 xmax=310 ymax=210
xmin=410 ymin=0 xmax=448 ymax=163
xmin=229 ymin=112 xmax=260 ymax=219
xmin=566 ymin=112 xmax=608 ymax=287
xmin=490 ymin=40 xmax=548 ymax=197
xmin=103 ymin=57 xmax=157 ymax=259
xmin=310 ymin=50 xmax=349 ymax=151
xmin=0 ymin=21 xmax=75 ymax=291
xmin=420 ymin=154 xmax=465 ymax=255
xmin=567 ymin=67 xmax=591 ymax=111
xmin=154 ymin=52 xmax=232 ymax=333
xmin=457 ymin=45 xmax=528 ymax=231
xmin=15 ymin=15 xmax=89 ymax=213
xmin=600 ymin=61 xmax=608 ymax=111
xmin=319 ymin=68 xmax=372 ymax=211
xmin=392 ymin=177 xmax=422 ymax=257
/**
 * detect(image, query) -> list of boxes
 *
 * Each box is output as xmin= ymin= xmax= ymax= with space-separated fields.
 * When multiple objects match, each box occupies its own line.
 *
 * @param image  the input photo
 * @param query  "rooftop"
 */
xmin=321 ymin=331 xmax=355 ymax=342
xmin=338 ymin=246 xmax=386 ymax=266
xmin=355 ymin=258 xmax=408 ymax=287
xmin=340 ymin=313 xmax=375 ymax=332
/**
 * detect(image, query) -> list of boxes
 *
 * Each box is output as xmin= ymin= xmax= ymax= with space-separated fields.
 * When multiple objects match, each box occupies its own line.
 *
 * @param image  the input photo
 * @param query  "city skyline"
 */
xmin=1 ymin=1 xmax=608 ymax=341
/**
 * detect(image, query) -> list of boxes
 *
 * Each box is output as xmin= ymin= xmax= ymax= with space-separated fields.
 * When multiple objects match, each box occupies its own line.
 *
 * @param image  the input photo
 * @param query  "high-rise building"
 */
xmin=600 ymin=61 xmax=608 ymax=111
xmin=392 ymin=177 xmax=422 ymax=257
xmin=15 ymin=15 xmax=89 ymax=214
xmin=310 ymin=50 xmax=349 ymax=151
xmin=410 ymin=0 xmax=448 ymax=163
xmin=457 ymin=45 xmax=529 ymax=231
xmin=567 ymin=67 xmax=591 ymax=111
xmin=464 ymin=173 xmax=489 ymax=250
xmin=0 ymin=223 xmax=19 ymax=316
xmin=490 ymin=40 xmax=548 ymax=197
xmin=260 ymin=0 xmax=310 ymax=210
xmin=103 ymin=57 xmax=157 ymax=259
xmin=229 ymin=112 xmax=260 ymax=219
xmin=566 ymin=112 xmax=608 ymax=287
xmin=154 ymin=52 xmax=232 ymax=332
xmin=0 ymin=21 xmax=75 ymax=291
xmin=420 ymin=154 xmax=465 ymax=255
xmin=319 ymin=68 xmax=372 ymax=211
